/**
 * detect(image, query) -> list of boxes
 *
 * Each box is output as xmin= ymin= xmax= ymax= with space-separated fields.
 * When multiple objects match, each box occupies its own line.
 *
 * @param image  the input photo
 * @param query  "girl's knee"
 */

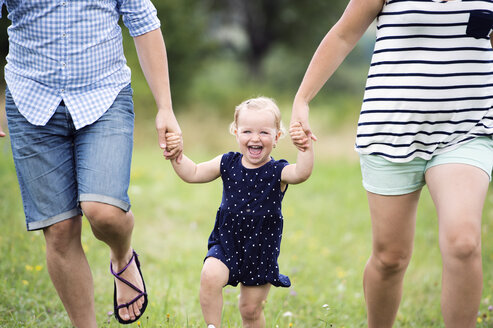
xmin=200 ymin=263 xmax=228 ymax=290
xmin=239 ymin=301 xmax=263 ymax=322
xmin=200 ymin=257 xmax=229 ymax=288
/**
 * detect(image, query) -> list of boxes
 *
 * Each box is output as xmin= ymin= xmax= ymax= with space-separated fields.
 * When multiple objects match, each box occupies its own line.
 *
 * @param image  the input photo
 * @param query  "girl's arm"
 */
xmin=281 ymin=123 xmax=314 ymax=187
xmin=166 ymin=132 xmax=222 ymax=183
xmin=291 ymin=0 xmax=385 ymax=150
xmin=171 ymin=155 xmax=222 ymax=184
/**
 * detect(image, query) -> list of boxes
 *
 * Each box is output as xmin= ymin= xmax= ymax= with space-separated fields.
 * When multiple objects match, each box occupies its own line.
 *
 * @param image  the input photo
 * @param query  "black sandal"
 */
xmin=110 ymin=250 xmax=148 ymax=324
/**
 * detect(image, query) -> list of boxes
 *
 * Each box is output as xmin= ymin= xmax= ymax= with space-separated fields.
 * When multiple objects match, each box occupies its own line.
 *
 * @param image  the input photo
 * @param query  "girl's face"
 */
xmin=234 ymin=109 xmax=281 ymax=169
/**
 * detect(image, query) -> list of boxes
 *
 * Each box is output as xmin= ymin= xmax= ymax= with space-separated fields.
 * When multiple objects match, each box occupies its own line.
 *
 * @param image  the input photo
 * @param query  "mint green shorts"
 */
xmin=359 ymin=137 xmax=493 ymax=196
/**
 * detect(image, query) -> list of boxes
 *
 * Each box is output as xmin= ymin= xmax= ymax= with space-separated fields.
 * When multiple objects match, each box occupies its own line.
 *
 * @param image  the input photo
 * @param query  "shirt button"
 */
xmin=62 ymin=1 xmax=66 ymax=5
xmin=62 ymin=33 xmax=66 ymax=37
xmin=61 ymin=62 xmax=66 ymax=67
xmin=61 ymin=89 xmax=65 ymax=93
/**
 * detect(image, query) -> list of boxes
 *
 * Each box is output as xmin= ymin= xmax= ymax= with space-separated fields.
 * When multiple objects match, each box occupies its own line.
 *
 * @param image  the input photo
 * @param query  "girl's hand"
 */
xmin=156 ymin=109 xmax=183 ymax=161
xmin=163 ymin=132 xmax=182 ymax=161
xmin=290 ymin=101 xmax=317 ymax=151
xmin=165 ymin=132 xmax=181 ymax=150
xmin=289 ymin=122 xmax=312 ymax=150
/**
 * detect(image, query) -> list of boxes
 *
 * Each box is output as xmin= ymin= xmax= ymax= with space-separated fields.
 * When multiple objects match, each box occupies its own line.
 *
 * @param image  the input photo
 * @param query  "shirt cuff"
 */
xmin=123 ymin=6 xmax=161 ymax=37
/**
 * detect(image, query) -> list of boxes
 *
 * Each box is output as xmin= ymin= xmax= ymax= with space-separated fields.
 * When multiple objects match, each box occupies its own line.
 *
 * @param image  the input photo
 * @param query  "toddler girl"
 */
xmin=166 ymin=97 xmax=313 ymax=328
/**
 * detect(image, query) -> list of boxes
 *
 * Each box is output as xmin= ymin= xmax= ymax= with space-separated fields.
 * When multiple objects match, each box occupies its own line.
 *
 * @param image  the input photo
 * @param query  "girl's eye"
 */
xmin=242 ymin=130 xmax=251 ymax=134
xmin=260 ymin=131 xmax=270 ymax=135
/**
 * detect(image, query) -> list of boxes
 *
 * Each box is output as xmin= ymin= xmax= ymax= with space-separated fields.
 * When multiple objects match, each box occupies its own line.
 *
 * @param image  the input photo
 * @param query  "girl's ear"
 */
xmin=275 ymin=130 xmax=282 ymax=142
xmin=273 ymin=130 xmax=282 ymax=148
xmin=234 ymin=128 xmax=240 ymax=143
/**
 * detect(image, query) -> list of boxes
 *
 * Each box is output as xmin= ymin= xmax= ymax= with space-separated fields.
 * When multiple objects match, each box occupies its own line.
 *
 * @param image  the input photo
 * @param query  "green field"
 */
xmin=0 ymin=111 xmax=492 ymax=328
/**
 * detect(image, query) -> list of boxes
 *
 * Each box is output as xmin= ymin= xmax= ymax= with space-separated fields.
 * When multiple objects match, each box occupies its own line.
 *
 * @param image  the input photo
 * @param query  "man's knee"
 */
xmin=81 ymin=202 xmax=131 ymax=231
xmin=43 ymin=216 xmax=82 ymax=254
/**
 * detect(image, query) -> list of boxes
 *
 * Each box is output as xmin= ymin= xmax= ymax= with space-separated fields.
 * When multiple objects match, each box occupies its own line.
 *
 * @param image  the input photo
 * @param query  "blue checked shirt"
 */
xmin=1 ymin=0 xmax=160 ymax=129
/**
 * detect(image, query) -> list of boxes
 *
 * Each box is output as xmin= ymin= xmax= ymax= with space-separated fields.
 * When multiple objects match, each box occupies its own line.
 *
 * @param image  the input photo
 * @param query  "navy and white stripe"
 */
xmin=356 ymin=0 xmax=493 ymax=161
xmin=1 ymin=0 xmax=160 ymax=130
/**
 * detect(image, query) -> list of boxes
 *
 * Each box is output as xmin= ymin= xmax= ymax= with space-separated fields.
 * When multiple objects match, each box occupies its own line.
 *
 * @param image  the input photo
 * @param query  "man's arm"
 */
xmin=133 ymin=28 xmax=182 ymax=159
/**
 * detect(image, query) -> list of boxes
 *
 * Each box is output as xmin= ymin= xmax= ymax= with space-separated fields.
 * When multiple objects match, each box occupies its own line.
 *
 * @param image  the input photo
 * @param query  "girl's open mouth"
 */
xmin=248 ymin=145 xmax=263 ymax=156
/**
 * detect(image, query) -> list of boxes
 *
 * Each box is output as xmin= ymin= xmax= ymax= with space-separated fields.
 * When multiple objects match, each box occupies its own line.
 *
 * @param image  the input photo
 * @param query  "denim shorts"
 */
xmin=6 ymin=84 xmax=134 ymax=231
xmin=359 ymin=136 xmax=493 ymax=196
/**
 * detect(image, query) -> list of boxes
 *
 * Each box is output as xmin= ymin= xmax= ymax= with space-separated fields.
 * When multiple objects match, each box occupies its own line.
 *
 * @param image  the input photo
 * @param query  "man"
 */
xmin=0 ymin=0 xmax=182 ymax=326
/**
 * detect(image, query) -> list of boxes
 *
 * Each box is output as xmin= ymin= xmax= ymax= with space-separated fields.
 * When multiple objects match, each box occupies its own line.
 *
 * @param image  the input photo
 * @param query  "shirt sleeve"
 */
xmin=117 ymin=0 xmax=161 ymax=37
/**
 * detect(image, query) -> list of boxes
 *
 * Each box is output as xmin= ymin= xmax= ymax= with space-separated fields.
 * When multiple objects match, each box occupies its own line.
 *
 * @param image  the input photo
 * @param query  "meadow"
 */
xmin=0 ymin=105 xmax=492 ymax=328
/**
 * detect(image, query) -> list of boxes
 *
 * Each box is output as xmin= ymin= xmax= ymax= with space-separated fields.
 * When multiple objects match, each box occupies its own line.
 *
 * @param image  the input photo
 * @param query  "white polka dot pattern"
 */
xmin=205 ymin=152 xmax=291 ymax=287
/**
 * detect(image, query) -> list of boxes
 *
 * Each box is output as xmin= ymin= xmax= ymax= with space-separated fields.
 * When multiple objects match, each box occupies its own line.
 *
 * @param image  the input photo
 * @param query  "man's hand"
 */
xmin=155 ymin=109 xmax=183 ymax=161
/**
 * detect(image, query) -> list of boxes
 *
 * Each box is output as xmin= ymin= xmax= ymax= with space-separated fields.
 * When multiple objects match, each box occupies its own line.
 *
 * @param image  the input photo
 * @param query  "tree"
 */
xmin=206 ymin=0 xmax=348 ymax=76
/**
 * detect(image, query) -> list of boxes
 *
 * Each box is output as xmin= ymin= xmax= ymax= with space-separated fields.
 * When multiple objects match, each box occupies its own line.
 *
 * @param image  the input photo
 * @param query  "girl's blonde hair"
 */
xmin=229 ymin=97 xmax=286 ymax=137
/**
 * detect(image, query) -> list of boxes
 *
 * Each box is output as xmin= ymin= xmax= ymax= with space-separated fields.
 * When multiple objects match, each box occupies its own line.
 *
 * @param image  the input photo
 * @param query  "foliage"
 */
xmin=205 ymin=0 xmax=347 ymax=73
xmin=121 ymin=0 xmax=212 ymax=110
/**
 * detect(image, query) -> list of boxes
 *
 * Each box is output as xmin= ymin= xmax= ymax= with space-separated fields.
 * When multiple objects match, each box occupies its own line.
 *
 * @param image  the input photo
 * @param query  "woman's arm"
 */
xmin=291 ymin=0 xmax=385 ymax=150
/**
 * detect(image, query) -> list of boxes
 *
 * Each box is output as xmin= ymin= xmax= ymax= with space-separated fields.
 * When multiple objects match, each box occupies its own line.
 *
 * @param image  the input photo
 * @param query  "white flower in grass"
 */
xmin=282 ymin=311 xmax=293 ymax=317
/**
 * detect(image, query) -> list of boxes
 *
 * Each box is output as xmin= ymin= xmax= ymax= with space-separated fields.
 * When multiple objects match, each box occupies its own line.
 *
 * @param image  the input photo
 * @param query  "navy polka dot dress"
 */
xmin=206 ymin=152 xmax=291 ymax=287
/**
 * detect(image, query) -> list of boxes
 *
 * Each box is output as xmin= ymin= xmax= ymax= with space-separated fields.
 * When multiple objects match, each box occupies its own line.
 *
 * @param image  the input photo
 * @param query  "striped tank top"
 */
xmin=355 ymin=0 xmax=493 ymax=162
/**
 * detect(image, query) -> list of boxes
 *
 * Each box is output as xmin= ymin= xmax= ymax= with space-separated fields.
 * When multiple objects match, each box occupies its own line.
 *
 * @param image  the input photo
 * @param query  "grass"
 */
xmin=0 ymin=108 xmax=492 ymax=327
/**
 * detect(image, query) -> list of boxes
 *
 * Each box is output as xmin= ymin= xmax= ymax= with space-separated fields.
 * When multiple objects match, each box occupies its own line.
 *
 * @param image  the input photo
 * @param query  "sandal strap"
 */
xmin=110 ymin=250 xmax=145 ymax=294
xmin=115 ymin=292 xmax=146 ymax=310
xmin=111 ymin=250 xmax=136 ymax=276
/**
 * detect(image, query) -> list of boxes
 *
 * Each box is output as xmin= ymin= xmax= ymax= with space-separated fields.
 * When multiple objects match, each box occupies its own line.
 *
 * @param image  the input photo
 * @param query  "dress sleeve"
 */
xmin=274 ymin=159 xmax=290 ymax=192
xmin=117 ymin=0 xmax=161 ymax=37
xmin=276 ymin=159 xmax=290 ymax=172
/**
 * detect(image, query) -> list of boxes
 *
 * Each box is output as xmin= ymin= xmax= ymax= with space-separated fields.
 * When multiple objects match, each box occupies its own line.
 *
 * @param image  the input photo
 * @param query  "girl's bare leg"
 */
xmin=238 ymin=284 xmax=271 ymax=328
xmin=200 ymin=257 xmax=229 ymax=328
